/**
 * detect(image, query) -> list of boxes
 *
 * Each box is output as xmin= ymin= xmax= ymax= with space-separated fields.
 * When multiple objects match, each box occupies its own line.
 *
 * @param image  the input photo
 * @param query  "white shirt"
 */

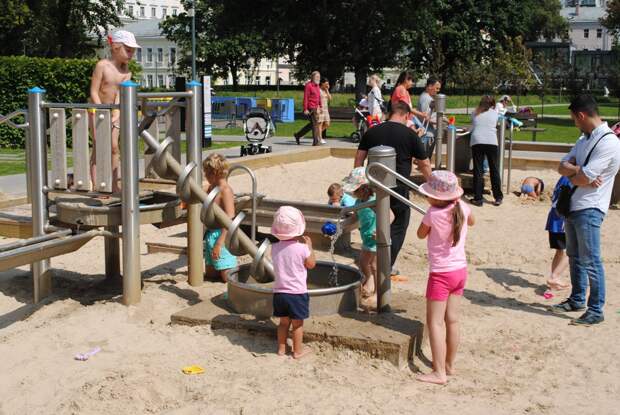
xmin=495 ymin=102 xmax=516 ymax=115
xmin=470 ymin=109 xmax=499 ymax=146
xmin=367 ymin=86 xmax=383 ymax=117
xmin=561 ymin=122 xmax=620 ymax=214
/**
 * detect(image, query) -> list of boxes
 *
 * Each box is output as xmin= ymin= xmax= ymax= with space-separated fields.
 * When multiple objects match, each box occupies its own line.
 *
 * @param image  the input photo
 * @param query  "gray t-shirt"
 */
xmin=470 ymin=109 xmax=499 ymax=146
xmin=417 ymin=92 xmax=435 ymax=138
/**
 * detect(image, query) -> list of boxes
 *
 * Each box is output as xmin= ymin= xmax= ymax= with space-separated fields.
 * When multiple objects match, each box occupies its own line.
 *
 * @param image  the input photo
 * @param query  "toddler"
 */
xmin=520 ymin=176 xmax=545 ymax=200
xmin=416 ymin=171 xmax=475 ymax=385
xmin=343 ymin=167 xmax=377 ymax=298
xmin=202 ymin=154 xmax=237 ymax=282
xmin=271 ymin=206 xmax=316 ymax=359
xmin=546 ymin=176 xmax=571 ymax=290
xmin=327 ymin=182 xmax=356 ymax=207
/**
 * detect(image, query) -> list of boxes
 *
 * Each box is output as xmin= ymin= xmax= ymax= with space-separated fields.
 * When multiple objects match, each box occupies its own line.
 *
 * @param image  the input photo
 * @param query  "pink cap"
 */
xmin=418 ymin=170 xmax=464 ymax=201
xmin=271 ymin=206 xmax=306 ymax=240
xmin=108 ymin=30 xmax=140 ymax=48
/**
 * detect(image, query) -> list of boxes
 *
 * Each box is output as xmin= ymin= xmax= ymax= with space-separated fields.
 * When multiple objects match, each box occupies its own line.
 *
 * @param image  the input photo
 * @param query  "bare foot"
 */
xmin=361 ymin=286 xmax=375 ymax=298
xmin=293 ymin=348 xmax=313 ymax=360
xmin=446 ymin=364 xmax=456 ymax=376
xmin=547 ymin=279 xmax=570 ymax=290
xmin=277 ymin=347 xmax=287 ymax=356
xmin=416 ymin=371 xmax=447 ymax=385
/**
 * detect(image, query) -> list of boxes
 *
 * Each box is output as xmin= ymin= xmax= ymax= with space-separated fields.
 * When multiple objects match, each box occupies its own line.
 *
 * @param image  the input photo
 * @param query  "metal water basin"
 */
xmin=227 ymin=261 xmax=362 ymax=319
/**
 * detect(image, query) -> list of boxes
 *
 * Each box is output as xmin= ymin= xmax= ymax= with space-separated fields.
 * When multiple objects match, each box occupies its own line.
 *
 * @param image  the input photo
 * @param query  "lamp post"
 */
xmin=189 ymin=0 xmax=196 ymax=81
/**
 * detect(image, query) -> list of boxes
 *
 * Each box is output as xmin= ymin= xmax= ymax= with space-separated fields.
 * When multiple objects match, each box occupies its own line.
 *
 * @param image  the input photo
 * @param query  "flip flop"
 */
xmin=182 ymin=365 xmax=205 ymax=375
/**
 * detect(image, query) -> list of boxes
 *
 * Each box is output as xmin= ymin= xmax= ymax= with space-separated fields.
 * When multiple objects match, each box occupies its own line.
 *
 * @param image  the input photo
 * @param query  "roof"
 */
xmin=561 ymin=6 xmax=607 ymax=22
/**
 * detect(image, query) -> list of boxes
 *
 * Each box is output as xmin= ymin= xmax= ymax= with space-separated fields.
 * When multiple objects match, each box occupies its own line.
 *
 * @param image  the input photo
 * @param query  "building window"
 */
xmin=157 ymin=48 xmax=163 ymax=63
xmin=147 ymin=74 xmax=153 ymax=87
xmin=140 ymin=6 xmax=145 ymax=17
xmin=597 ymin=28 xmax=603 ymax=38
xmin=172 ymin=8 xmax=178 ymax=16
xmin=265 ymin=76 xmax=271 ymax=85
xmin=136 ymin=48 xmax=142 ymax=62
xmin=127 ymin=5 xmax=134 ymax=16
xmin=386 ymin=79 xmax=392 ymax=85
xmin=584 ymin=29 xmax=589 ymax=38
xmin=162 ymin=7 xmax=167 ymax=17
xmin=147 ymin=48 xmax=153 ymax=63
xmin=169 ymin=47 xmax=176 ymax=64
xmin=581 ymin=0 xmax=596 ymax=6
xmin=255 ymin=76 xmax=260 ymax=85
xmin=158 ymin=75 xmax=164 ymax=88
xmin=151 ymin=7 xmax=156 ymax=17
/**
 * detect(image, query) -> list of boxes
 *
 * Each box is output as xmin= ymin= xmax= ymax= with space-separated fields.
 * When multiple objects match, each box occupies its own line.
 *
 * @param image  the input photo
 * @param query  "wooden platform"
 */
xmin=171 ymin=291 xmax=426 ymax=369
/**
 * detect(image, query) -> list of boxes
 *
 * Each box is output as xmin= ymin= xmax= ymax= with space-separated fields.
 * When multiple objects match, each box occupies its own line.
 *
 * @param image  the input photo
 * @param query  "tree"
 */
xmin=0 ymin=1 xmax=125 ymax=58
xmin=601 ymin=0 xmax=620 ymax=35
xmin=161 ymin=0 xmax=271 ymax=87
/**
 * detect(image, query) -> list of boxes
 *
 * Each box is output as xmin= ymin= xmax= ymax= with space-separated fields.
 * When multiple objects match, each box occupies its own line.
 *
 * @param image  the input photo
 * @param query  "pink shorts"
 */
xmin=426 ymin=267 xmax=468 ymax=301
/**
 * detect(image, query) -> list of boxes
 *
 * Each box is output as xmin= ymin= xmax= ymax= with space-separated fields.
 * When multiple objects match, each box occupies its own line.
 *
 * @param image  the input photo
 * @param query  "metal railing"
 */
xmin=227 ymin=165 xmax=258 ymax=243
xmin=365 ymin=162 xmax=427 ymax=215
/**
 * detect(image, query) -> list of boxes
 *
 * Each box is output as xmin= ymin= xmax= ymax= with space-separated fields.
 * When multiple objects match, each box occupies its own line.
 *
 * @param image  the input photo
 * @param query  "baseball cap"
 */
xmin=108 ymin=30 xmax=140 ymax=48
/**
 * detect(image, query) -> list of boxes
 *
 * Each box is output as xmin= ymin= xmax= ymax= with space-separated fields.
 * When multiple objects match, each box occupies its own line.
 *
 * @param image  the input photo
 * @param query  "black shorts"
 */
xmin=273 ymin=293 xmax=309 ymax=320
xmin=549 ymin=232 xmax=566 ymax=250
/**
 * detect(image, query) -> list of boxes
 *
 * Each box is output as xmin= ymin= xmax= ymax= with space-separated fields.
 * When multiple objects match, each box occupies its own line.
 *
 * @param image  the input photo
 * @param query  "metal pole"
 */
xmin=27 ymin=87 xmax=51 ymax=302
xmin=446 ymin=125 xmax=457 ymax=173
xmin=367 ymin=146 xmax=396 ymax=313
xmin=507 ymin=124 xmax=514 ymax=195
xmin=227 ymin=165 xmax=257 ymax=243
xmin=187 ymin=80 xmax=204 ymax=286
xmin=119 ymin=81 xmax=141 ymax=305
xmin=434 ymin=94 xmax=446 ymax=169
xmin=190 ymin=1 xmax=197 ymax=81
xmin=497 ymin=115 xmax=507 ymax=188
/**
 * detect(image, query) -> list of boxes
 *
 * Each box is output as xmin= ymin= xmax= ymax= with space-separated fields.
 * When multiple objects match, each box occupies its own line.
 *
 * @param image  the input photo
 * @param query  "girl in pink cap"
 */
xmin=415 ymin=170 xmax=475 ymax=385
xmin=271 ymin=206 xmax=316 ymax=359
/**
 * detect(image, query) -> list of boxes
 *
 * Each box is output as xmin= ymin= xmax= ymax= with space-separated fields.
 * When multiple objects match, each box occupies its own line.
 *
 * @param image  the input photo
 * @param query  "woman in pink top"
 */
xmin=390 ymin=71 xmax=428 ymax=133
xmin=415 ymin=171 xmax=475 ymax=385
xmin=271 ymin=206 xmax=316 ymax=359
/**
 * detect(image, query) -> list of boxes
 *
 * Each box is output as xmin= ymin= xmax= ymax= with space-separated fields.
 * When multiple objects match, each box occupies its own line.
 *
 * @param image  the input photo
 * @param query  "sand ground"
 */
xmin=1 ymin=157 xmax=619 ymax=414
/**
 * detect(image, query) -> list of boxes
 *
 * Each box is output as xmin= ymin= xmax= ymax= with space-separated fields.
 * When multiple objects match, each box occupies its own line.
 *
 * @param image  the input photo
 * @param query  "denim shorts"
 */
xmin=273 ymin=292 xmax=310 ymax=320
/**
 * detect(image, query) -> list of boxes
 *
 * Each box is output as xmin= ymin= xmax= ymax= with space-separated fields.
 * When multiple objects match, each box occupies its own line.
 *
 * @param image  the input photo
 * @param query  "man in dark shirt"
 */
xmin=354 ymin=101 xmax=432 ymax=270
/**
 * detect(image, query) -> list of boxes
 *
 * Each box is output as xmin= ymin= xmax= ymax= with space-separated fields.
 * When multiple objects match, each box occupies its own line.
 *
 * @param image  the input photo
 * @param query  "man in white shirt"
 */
xmin=551 ymin=95 xmax=620 ymax=326
xmin=495 ymin=95 xmax=516 ymax=115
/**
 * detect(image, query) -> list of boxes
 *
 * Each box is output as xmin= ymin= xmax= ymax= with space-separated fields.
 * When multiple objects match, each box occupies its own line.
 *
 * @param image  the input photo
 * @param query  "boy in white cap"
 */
xmin=89 ymin=30 xmax=140 ymax=192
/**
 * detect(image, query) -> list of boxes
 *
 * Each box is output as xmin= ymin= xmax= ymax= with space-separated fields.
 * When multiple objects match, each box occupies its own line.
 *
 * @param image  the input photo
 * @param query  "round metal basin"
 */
xmin=54 ymin=191 xmax=182 ymax=227
xmin=227 ymin=261 xmax=362 ymax=319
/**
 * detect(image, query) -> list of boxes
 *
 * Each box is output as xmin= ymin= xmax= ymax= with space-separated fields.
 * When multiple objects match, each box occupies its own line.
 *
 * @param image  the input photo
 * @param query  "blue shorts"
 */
xmin=521 ymin=184 xmax=535 ymax=194
xmin=273 ymin=293 xmax=309 ymax=320
xmin=204 ymin=229 xmax=237 ymax=271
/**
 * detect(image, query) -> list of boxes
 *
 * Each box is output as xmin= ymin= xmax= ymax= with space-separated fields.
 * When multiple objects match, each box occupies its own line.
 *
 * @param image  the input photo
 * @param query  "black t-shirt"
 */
xmin=357 ymin=121 xmax=428 ymax=178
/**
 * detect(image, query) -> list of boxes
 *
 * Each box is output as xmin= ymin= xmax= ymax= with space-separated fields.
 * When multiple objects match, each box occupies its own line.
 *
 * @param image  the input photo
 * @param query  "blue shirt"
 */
xmin=545 ymin=176 xmax=572 ymax=233
xmin=329 ymin=193 xmax=357 ymax=208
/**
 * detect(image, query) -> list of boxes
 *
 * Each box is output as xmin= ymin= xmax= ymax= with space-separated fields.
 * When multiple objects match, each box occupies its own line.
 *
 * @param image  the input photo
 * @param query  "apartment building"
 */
xmin=561 ymin=0 xmax=614 ymax=51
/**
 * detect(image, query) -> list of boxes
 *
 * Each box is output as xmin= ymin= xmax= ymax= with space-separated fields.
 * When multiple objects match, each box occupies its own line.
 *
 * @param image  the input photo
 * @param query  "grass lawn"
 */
xmin=214 ymin=120 xmax=356 ymax=139
xmin=538 ymin=102 xmax=620 ymax=119
xmin=0 ymin=141 xmax=240 ymax=177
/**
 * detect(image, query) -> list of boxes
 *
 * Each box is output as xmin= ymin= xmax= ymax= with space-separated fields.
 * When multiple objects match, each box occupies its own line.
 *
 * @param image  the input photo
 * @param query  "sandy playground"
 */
xmin=1 ymin=156 xmax=619 ymax=414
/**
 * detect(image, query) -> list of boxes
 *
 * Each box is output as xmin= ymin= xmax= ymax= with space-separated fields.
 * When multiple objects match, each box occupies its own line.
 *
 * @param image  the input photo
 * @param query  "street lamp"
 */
xmin=189 ymin=1 xmax=196 ymax=81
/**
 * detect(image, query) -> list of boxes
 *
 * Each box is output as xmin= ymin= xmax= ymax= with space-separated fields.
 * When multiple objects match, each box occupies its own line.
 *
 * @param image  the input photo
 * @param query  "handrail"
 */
xmin=339 ymin=198 xmax=376 ymax=215
xmin=0 ymin=110 xmax=29 ymax=129
xmin=228 ymin=164 xmax=258 ymax=243
xmin=365 ymin=162 xmax=427 ymax=215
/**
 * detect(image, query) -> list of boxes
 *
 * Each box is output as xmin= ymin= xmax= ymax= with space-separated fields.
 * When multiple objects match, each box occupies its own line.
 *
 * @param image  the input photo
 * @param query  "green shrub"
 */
xmin=0 ymin=56 xmax=141 ymax=148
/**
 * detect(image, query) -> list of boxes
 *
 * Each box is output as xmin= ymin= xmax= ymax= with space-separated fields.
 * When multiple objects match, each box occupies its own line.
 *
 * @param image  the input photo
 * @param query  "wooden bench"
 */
xmin=512 ymin=112 xmax=545 ymax=142
xmin=294 ymin=106 xmax=355 ymax=122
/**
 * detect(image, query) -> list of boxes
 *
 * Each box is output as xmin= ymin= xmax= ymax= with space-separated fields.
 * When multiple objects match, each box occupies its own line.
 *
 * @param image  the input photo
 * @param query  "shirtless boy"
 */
xmin=89 ymin=30 xmax=139 ymax=192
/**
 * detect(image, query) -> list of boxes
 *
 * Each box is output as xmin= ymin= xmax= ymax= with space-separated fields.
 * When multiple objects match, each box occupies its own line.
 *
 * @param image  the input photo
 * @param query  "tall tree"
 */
xmin=161 ymin=0 xmax=271 ymax=87
xmin=0 ymin=0 xmax=125 ymax=58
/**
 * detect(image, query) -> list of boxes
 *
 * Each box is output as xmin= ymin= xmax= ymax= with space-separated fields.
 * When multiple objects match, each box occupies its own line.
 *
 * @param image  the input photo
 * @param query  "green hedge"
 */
xmin=0 ymin=56 xmax=141 ymax=148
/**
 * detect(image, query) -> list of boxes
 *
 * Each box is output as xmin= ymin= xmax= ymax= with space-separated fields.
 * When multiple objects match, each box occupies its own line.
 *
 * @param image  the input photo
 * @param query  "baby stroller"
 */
xmin=240 ymin=107 xmax=273 ymax=156
xmin=350 ymin=107 xmax=381 ymax=143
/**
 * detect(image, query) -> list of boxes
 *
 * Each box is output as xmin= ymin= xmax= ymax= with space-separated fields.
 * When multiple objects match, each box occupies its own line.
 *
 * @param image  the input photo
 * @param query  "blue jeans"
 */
xmin=565 ymin=208 xmax=606 ymax=316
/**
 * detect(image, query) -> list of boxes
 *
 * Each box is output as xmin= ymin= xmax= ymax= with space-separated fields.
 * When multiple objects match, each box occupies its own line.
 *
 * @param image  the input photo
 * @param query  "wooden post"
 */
xmin=49 ymin=108 xmax=68 ymax=190
xmin=72 ymin=109 xmax=91 ymax=191
xmin=95 ymin=109 xmax=112 ymax=193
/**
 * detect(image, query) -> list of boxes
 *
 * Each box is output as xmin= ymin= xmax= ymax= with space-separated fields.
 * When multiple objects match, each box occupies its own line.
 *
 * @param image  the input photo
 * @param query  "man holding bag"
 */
xmin=551 ymin=95 xmax=620 ymax=326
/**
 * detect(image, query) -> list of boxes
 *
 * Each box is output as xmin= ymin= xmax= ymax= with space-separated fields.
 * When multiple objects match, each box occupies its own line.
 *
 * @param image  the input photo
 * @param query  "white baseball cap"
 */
xmin=109 ymin=30 xmax=140 ymax=48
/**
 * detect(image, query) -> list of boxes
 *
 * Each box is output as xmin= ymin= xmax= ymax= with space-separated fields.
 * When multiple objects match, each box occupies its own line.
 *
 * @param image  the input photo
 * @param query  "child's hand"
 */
xmin=212 ymin=243 xmax=222 ymax=260
xmin=301 ymin=235 xmax=313 ymax=247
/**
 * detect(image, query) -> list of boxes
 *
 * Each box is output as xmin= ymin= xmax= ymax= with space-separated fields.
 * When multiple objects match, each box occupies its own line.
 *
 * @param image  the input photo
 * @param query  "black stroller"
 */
xmin=240 ymin=107 xmax=273 ymax=156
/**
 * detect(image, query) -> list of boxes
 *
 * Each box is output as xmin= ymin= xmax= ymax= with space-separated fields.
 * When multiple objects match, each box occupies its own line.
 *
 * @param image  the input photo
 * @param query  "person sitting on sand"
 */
xmin=202 ymin=154 xmax=237 ymax=282
xmin=520 ymin=176 xmax=545 ymax=200
xmin=327 ymin=183 xmax=356 ymax=207
xmin=343 ymin=168 xmax=377 ymax=298
xmin=546 ymin=176 xmax=571 ymax=290
xmin=415 ymin=171 xmax=475 ymax=385
xmin=89 ymin=30 xmax=139 ymax=192
xmin=271 ymin=206 xmax=316 ymax=359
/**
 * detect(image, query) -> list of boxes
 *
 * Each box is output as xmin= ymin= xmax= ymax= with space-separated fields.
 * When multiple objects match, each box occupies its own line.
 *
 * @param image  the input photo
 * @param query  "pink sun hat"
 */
xmin=108 ymin=30 xmax=140 ymax=48
xmin=271 ymin=206 xmax=306 ymax=240
xmin=418 ymin=170 xmax=464 ymax=201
